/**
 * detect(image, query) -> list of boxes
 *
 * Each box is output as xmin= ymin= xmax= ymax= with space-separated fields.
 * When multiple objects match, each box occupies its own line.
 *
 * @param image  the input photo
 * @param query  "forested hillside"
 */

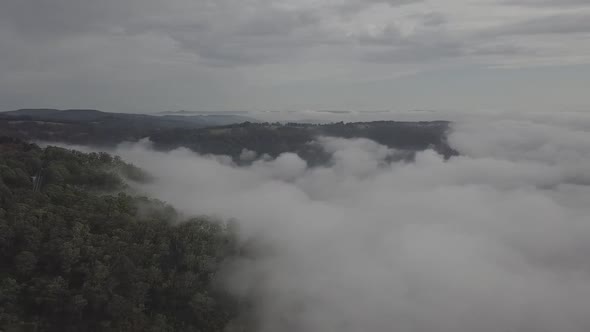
xmin=0 ymin=137 xmax=239 ymax=332
xmin=0 ymin=118 xmax=456 ymax=164
xmin=149 ymin=121 xmax=456 ymax=162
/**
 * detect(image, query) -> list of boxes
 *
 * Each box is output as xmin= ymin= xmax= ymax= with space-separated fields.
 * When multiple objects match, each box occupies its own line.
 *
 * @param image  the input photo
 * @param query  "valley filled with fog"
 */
xmin=54 ymin=113 xmax=590 ymax=332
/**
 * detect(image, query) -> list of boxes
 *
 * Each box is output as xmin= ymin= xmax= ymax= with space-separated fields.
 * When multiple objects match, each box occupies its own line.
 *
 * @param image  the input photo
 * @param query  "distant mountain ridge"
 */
xmin=0 ymin=108 xmax=255 ymax=127
xmin=0 ymin=109 xmax=457 ymax=164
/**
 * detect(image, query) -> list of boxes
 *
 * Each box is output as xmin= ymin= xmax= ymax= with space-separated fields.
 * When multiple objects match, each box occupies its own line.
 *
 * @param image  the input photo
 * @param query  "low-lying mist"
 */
xmin=63 ymin=116 xmax=590 ymax=331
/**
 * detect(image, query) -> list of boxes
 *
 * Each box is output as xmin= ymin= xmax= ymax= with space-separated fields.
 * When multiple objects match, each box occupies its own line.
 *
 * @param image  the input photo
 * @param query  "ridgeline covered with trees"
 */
xmin=0 ymin=111 xmax=457 ymax=164
xmin=0 ymin=137 xmax=239 ymax=332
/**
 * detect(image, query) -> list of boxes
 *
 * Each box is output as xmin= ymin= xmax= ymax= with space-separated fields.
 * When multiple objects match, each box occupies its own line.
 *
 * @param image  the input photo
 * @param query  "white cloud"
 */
xmin=79 ymin=113 xmax=590 ymax=332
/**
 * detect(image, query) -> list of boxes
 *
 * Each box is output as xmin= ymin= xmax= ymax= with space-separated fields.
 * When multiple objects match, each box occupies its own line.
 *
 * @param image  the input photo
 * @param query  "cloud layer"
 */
xmin=3 ymin=0 xmax=589 ymax=67
xmin=84 ymin=114 xmax=590 ymax=331
xmin=2 ymin=0 xmax=590 ymax=111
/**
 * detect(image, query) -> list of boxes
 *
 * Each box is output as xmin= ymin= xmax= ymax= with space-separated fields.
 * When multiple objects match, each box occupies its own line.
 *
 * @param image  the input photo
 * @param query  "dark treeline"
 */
xmin=0 ymin=118 xmax=457 ymax=165
xmin=150 ymin=121 xmax=455 ymax=162
xmin=0 ymin=137 xmax=240 ymax=332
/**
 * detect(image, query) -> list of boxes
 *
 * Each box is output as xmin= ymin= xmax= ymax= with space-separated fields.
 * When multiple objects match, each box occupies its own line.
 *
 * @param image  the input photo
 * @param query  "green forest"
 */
xmin=0 ymin=137 xmax=240 ymax=332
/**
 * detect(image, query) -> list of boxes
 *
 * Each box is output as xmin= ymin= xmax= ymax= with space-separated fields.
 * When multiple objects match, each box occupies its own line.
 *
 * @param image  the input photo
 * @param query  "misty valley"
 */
xmin=2 ymin=0 xmax=590 ymax=329
xmin=2 ymin=112 xmax=590 ymax=332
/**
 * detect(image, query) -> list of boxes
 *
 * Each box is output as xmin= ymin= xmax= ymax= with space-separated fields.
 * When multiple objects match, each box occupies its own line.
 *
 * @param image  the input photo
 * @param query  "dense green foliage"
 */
xmin=0 ymin=138 xmax=239 ymax=332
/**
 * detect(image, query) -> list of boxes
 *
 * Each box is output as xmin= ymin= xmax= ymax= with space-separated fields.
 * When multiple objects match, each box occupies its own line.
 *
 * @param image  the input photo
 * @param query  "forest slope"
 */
xmin=0 ymin=137 xmax=239 ymax=332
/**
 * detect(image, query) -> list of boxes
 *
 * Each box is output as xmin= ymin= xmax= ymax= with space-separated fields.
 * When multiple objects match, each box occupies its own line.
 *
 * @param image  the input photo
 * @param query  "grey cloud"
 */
xmin=141 ymin=1 xmax=440 ymax=66
xmin=502 ymin=0 xmax=590 ymax=7
xmin=469 ymin=44 xmax=534 ymax=57
xmin=0 ymin=0 xmax=417 ymax=68
xmin=236 ymin=11 xmax=320 ymax=37
xmin=356 ymin=25 xmax=403 ymax=45
xmin=36 ymin=0 xmax=331 ymax=66
xmin=0 ymin=0 xmax=550 ymax=71
xmin=485 ymin=14 xmax=590 ymax=36
xmin=354 ymin=19 xmax=466 ymax=64
xmin=419 ymin=12 xmax=447 ymax=27
xmin=372 ymin=0 xmax=424 ymax=5
xmin=363 ymin=41 xmax=465 ymax=63
xmin=157 ymin=6 xmax=328 ymax=66
xmin=148 ymin=1 xmax=434 ymax=66
xmin=336 ymin=0 xmax=424 ymax=15
xmin=0 ymin=0 xmax=153 ymax=40
xmin=1 ymin=0 xmax=590 ymax=111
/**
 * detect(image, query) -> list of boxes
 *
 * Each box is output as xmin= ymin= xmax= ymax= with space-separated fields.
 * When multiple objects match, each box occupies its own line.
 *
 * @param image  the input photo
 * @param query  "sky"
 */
xmin=1 ymin=0 xmax=590 ymax=113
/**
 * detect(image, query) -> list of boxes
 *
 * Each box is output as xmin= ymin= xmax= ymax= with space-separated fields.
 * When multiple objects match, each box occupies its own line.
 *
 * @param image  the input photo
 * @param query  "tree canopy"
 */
xmin=0 ymin=138 xmax=239 ymax=332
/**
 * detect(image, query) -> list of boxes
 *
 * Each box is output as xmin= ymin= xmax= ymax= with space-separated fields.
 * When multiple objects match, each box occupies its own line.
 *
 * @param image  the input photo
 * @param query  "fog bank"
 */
xmin=82 ymin=116 xmax=590 ymax=331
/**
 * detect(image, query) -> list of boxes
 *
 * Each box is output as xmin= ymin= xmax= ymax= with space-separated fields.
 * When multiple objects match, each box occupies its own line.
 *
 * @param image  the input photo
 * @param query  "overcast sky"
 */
xmin=1 ymin=0 xmax=589 ymax=113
